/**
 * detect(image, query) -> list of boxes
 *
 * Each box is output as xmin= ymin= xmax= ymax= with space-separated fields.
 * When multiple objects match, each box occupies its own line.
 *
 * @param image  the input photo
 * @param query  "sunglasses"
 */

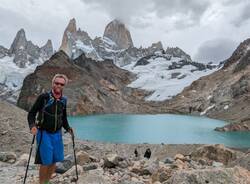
xmin=54 ymin=82 xmax=65 ymax=86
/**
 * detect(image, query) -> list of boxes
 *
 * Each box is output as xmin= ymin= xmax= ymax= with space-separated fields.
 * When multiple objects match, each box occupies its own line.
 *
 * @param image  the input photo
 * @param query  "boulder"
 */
xmin=103 ymin=154 xmax=123 ymax=168
xmin=76 ymin=150 xmax=91 ymax=165
xmin=163 ymin=166 xmax=250 ymax=184
xmin=190 ymin=144 xmax=236 ymax=165
xmin=152 ymin=168 xmax=172 ymax=183
xmin=174 ymin=154 xmax=185 ymax=161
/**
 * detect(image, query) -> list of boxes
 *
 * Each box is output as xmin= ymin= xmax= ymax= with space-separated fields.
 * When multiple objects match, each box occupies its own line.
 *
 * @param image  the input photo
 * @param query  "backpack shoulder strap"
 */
xmin=61 ymin=95 xmax=67 ymax=108
xmin=39 ymin=92 xmax=51 ymax=125
xmin=43 ymin=92 xmax=54 ymax=110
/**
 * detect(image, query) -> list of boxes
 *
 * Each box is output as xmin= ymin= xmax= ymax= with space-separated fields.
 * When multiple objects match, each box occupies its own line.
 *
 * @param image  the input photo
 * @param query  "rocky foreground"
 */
xmin=1 ymin=100 xmax=250 ymax=184
xmin=1 ymin=141 xmax=250 ymax=184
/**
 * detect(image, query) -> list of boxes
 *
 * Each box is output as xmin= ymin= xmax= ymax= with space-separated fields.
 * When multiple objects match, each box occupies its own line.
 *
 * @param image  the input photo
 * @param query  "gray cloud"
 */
xmin=81 ymin=0 xmax=211 ymax=29
xmin=194 ymin=39 xmax=238 ymax=63
xmin=0 ymin=0 xmax=250 ymax=63
xmin=232 ymin=2 xmax=250 ymax=26
xmin=0 ymin=5 xmax=64 ymax=49
xmin=80 ymin=0 xmax=150 ymax=25
xmin=152 ymin=0 xmax=210 ymax=22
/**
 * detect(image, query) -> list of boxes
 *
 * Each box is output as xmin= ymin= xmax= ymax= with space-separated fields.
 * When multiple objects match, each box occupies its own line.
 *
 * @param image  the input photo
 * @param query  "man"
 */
xmin=28 ymin=74 xmax=73 ymax=184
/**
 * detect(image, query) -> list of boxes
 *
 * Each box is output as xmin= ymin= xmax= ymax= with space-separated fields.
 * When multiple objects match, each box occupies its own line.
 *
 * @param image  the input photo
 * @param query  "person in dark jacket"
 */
xmin=144 ymin=148 xmax=151 ymax=159
xmin=28 ymin=74 xmax=73 ymax=184
xmin=134 ymin=148 xmax=138 ymax=157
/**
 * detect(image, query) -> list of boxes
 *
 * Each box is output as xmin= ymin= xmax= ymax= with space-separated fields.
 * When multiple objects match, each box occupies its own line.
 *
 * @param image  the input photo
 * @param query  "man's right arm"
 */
xmin=27 ymin=94 xmax=44 ymax=130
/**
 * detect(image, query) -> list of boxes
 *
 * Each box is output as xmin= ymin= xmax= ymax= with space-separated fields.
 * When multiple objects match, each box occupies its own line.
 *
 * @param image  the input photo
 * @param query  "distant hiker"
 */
xmin=144 ymin=148 xmax=151 ymax=159
xmin=27 ymin=74 xmax=73 ymax=184
xmin=189 ymin=106 xmax=192 ymax=113
xmin=134 ymin=148 xmax=138 ymax=157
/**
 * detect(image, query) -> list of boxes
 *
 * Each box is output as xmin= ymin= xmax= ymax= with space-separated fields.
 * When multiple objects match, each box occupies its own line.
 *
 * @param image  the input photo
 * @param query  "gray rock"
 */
xmin=163 ymin=166 xmax=250 ymax=184
xmin=120 ymin=181 xmax=144 ymax=184
xmin=76 ymin=150 xmax=91 ymax=165
xmin=165 ymin=47 xmax=192 ymax=61
xmin=62 ymin=164 xmax=83 ymax=177
xmin=14 ymin=154 xmax=31 ymax=166
xmin=78 ymin=172 xmax=112 ymax=184
xmin=212 ymin=161 xmax=224 ymax=167
xmin=190 ymin=144 xmax=236 ymax=165
xmin=103 ymin=154 xmax=124 ymax=168
xmin=0 ymin=152 xmax=17 ymax=164
xmin=82 ymin=163 xmax=98 ymax=171
xmin=164 ymin=157 xmax=174 ymax=164
xmin=229 ymin=153 xmax=250 ymax=171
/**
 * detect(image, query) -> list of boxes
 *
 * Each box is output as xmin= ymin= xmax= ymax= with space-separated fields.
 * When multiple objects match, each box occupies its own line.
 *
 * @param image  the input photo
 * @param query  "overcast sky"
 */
xmin=1 ymin=0 xmax=250 ymax=63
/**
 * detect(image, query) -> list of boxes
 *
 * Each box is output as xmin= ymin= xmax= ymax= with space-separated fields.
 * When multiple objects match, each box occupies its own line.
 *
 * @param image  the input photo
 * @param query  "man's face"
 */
xmin=52 ymin=77 xmax=65 ymax=94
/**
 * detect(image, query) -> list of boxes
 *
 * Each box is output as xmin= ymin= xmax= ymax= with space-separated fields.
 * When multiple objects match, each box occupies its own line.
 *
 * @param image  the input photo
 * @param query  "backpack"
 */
xmin=37 ymin=91 xmax=67 ymax=130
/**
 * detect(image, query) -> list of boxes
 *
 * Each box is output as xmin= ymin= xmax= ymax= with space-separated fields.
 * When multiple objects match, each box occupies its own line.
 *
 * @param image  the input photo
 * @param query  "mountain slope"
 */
xmin=17 ymin=51 xmax=164 ymax=115
xmin=166 ymin=38 xmax=250 ymax=131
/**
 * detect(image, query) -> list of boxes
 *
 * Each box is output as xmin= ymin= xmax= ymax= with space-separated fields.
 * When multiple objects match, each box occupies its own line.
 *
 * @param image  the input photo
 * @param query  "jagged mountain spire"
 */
xmin=9 ymin=28 xmax=27 ymax=54
xmin=59 ymin=18 xmax=77 ymax=56
xmin=103 ymin=19 xmax=134 ymax=49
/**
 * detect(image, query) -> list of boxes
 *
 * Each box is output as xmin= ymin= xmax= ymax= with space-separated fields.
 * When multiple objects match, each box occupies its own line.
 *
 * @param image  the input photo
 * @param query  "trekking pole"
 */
xmin=23 ymin=135 xmax=35 ymax=184
xmin=71 ymin=133 xmax=79 ymax=182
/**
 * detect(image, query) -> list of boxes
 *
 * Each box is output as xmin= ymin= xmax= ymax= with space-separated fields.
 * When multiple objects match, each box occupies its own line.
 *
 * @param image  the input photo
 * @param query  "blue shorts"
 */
xmin=35 ymin=129 xmax=64 ymax=165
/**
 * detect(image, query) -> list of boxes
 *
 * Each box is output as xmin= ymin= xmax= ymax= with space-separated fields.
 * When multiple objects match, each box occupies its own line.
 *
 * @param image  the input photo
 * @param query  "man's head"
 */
xmin=51 ymin=74 xmax=68 ymax=94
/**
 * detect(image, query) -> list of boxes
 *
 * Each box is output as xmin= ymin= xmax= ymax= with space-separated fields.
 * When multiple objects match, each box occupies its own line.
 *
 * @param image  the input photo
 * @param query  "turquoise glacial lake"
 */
xmin=68 ymin=114 xmax=250 ymax=148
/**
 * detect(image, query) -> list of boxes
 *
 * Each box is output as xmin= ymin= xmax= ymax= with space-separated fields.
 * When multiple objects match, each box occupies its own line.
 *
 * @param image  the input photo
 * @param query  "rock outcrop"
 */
xmin=166 ymin=47 xmax=192 ymax=61
xmin=103 ymin=19 xmax=134 ymax=49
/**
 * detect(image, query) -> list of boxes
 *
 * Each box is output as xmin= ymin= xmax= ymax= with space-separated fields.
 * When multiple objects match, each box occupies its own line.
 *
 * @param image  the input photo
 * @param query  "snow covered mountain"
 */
xmin=0 ymin=29 xmax=53 ymax=102
xmin=59 ymin=18 xmax=175 ymax=66
xmin=1 ymin=18 xmax=219 ymax=103
xmin=59 ymin=18 xmax=219 ymax=101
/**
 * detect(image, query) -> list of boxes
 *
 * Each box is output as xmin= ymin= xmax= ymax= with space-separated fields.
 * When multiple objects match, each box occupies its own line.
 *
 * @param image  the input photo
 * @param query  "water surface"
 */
xmin=69 ymin=114 xmax=250 ymax=148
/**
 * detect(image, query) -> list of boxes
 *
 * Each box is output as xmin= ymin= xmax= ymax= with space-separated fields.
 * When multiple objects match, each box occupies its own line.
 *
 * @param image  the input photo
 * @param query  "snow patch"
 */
xmin=0 ymin=56 xmax=38 ymax=91
xmin=207 ymin=95 xmax=212 ymax=100
xmin=123 ymin=56 xmax=218 ymax=101
xmin=75 ymin=40 xmax=94 ymax=53
xmin=200 ymin=104 xmax=215 ymax=116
